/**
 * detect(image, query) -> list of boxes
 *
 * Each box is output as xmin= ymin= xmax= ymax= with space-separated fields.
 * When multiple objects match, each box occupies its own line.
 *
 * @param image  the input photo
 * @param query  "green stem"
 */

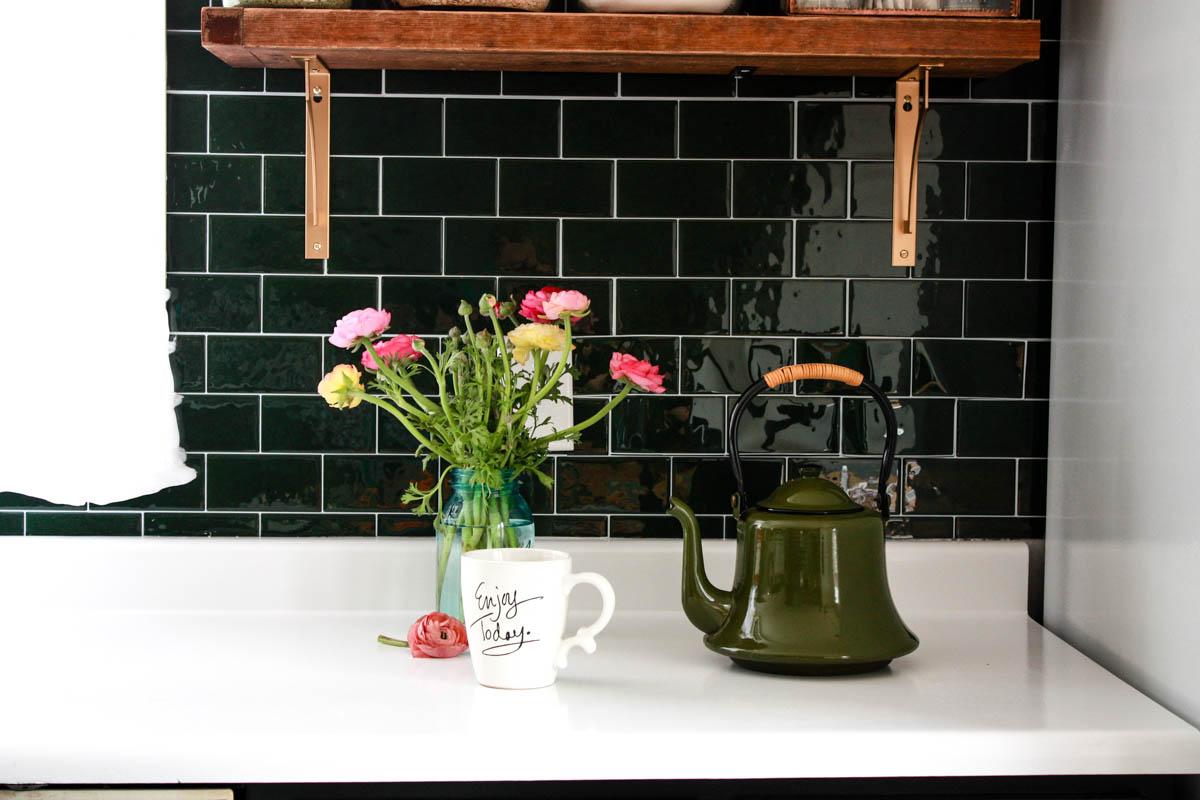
xmin=348 ymin=392 xmax=455 ymax=462
xmin=377 ymin=634 xmax=409 ymax=648
xmin=512 ymin=318 xmax=573 ymax=429
xmin=534 ymin=382 xmax=635 ymax=445
xmin=363 ymin=340 xmax=440 ymax=415
xmin=490 ymin=312 xmax=514 ymax=426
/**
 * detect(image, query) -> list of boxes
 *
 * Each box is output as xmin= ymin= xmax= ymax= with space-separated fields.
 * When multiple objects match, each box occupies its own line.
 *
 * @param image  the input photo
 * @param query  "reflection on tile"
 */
xmin=262 ymin=396 xmax=375 ymax=453
xmin=445 ymin=219 xmax=557 ymax=276
xmin=611 ymin=514 xmax=723 ymax=539
xmin=794 ymin=339 xmax=910 ymax=395
xmin=913 ymin=340 xmax=1025 ymax=398
xmin=573 ymin=337 xmax=678 ymax=395
xmin=617 ymin=279 xmax=728 ymax=335
xmin=324 ymin=456 xmax=433 ymax=512
xmin=735 ymin=397 xmax=839 ymax=455
xmin=957 ymin=401 xmax=1049 ymax=457
xmin=145 ymin=513 xmax=260 ymax=537
xmin=679 ymin=221 xmax=791 ymax=277
xmin=681 ymin=337 xmax=793 ymax=395
xmin=787 ymin=457 xmax=898 ymax=514
xmin=612 ymin=396 xmax=725 ymax=454
xmin=381 ymin=277 xmax=496 ymax=334
xmin=680 ymin=101 xmax=792 ymax=159
xmin=556 ymin=458 xmax=670 ymax=513
xmin=851 ymin=162 xmax=965 ymax=220
xmin=207 ymin=455 xmax=322 ymax=511
xmin=843 ymin=398 xmax=954 ymax=456
xmin=378 ymin=515 xmax=438 ymax=537
xmin=903 ymin=458 xmax=1014 ymax=515
xmin=563 ymin=220 xmax=674 ymax=277
xmin=733 ymin=280 xmax=844 ymax=335
xmin=263 ymin=276 xmax=378 ymax=334
xmin=672 ymin=457 xmax=783 ymax=515
xmin=167 ymin=156 xmax=261 ymax=213
xmin=848 ymin=280 xmax=963 ymax=337
xmin=262 ymin=514 xmax=376 ymax=537
xmin=535 ymin=515 xmax=609 ymax=537
xmin=207 ymin=336 xmax=322 ymax=393
xmin=732 ymin=162 xmax=847 ymax=218
xmin=179 ymin=395 xmax=259 ymax=452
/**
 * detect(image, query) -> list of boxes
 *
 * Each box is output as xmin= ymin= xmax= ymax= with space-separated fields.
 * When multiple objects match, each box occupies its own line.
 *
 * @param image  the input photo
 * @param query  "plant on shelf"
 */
xmin=318 ymin=287 xmax=665 ymax=620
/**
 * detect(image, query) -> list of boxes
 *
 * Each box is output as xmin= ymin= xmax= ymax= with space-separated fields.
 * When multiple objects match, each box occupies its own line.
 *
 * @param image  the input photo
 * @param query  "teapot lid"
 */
xmin=757 ymin=465 xmax=863 ymax=514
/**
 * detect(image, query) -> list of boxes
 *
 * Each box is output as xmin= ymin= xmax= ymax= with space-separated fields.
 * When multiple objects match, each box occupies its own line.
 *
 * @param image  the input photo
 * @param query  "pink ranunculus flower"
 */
xmin=361 ymin=335 xmax=423 ymax=370
xmin=330 ymin=307 xmax=392 ymax=349
xmin=610 ymin=352 xmax=667 ymax=394
xmin=518 ymin=285 xmax=566 ymax=324
xmin=542 ymin=290 xmax=591 ymax=322
xmin=407 ymin=612 xmax=469 ymax=658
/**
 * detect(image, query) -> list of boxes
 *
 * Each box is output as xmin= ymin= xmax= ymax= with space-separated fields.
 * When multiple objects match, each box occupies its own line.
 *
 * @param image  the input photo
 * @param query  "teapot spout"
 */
xmin=668 ymin=499 xmax=732 ymax=635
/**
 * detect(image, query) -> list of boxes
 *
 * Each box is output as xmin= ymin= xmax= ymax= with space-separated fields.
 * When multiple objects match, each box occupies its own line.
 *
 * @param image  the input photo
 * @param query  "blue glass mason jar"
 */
xmin=435 ymin=468 xmax=535 ymax=621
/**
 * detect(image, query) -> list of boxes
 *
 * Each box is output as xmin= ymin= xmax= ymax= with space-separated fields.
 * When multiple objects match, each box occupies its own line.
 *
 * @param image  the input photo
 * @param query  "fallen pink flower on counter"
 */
xmin=377 ymin=612 xmax=468 ymax=658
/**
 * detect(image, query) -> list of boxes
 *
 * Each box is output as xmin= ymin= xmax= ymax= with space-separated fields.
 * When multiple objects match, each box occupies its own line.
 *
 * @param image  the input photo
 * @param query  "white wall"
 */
xmin=1046 ymin=1 xmax=1200 ymax=726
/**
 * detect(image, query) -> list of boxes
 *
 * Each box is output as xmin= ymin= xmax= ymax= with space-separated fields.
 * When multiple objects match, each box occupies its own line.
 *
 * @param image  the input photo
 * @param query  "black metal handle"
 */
xmin=728 ymin=375 xmax=897 ymax=521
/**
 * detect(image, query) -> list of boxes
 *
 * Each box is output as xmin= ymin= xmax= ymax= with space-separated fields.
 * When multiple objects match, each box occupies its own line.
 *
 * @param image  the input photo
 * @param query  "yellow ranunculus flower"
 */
xmin=317 ymin=364 xmax=365 ymax=409
xmin=507 ymin=323 xmax=568 ymax=365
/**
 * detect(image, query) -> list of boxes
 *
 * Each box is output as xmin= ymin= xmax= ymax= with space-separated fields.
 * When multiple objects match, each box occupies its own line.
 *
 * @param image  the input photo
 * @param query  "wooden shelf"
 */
xmin=201 ymin=7 xmax=1039 ymax=77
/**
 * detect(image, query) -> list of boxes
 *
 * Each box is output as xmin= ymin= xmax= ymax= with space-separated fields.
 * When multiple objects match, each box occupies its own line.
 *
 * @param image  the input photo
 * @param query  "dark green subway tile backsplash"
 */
xmin=120 ymin=0 xmax=1060 ymax=540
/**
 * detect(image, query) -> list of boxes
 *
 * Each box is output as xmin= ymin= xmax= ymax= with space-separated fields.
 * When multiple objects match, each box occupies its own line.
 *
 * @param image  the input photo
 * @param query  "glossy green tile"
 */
xmin=958 ymin=401 xmax=1049 ymax=457
xmin=903 ymin=458 xmax=1014 ymax=515
xmin=167 ymin=0 xmax=207 ymax=31
xmin=96 ymin=455 xmax=205 ymax=510
xmin=1025 ymin=341 xmax=1050 ymax=398
xmin=0 ymin=513 xmax=22 ymax=535
xmin=787 ymin=457 xmax=898 ymax=515
xmin=263 ymin=156 xmax=380 ymax=215
xmin=612 ymin=396 xmax=725 ymax=454
xmin=376 ymin=515 xmax=436 ymax=536
xmin=851 ymin=162 xmax=964 ymax=220
xmin=171 ymin=335 xmax=206 ymax=392
xmin=672 ymin=457 xmax=783 ymax=514
xmin=617 ymin=161 xmax=730 ymax=218
xmin=1027 ymin=222 xmax=1053 ymax=280
xmin=912 ymin=340 xmax=1025 ymax=398
xmin=1018 ymin=459 xmax=1047 ymax=516
xmin=848 ymin=280 xmax=962 ymax=337
xmin=499 ymin=160 xmax=613 ymax=217
xmin=207 ymin=335 xmax=322 ymax=393
xmin=27 ymin=513 xmax=141 ymax=536
xmin=844 ymin=398 xmax=954 ymax=456
xmin=679 ymin=220 xmax=791 ymax=277
xmin=556 ymin=457 xmax=669 ymax=513
xmin=738 ymin=75 xmax=851 ymax=98
xmin=446 ymin=99 xmax=558 ymax=156
xmin=386 ymin=70 xmax=500 ymax=95
xmin=383 ymin=158 xmax=496 ymax=215
xmin=167 ymin=94 xmax=207 ymax=153
xmin=179 ymin=396 xmax=259 ymax=452
xmin=378 ymin=411 xmax=423 ymax=454
xmin=681 ymin=337 xmax=793 ymax=394
xmin=617 ymin=279 xmax=728 ymax=335
xmin=210 ymin=216 xmax=309 ymax=273
xmin=732 ymin=279 xmax=844 ymax=335
xmin=498 ymin=278 xmax=611 ymax=336
xmin=208 ymin=455 xmax=321 ymax=511
xmin=968 ymin=163 xmax=1056 ymax=221
xmin=333 ymin=97 xmax=442 ymax=156
xmin=324 ymin=455 xmax=432 ymax=511
xmin=735 ymin=397 xmax=839 ymax=455
xmin=167 ymin=275 xmax=259 ymax=333
xmin=262 ymin=396 xmax=374 ymax=453
xmin=327 ymin=217 xmax=442 ymax=276
xmin=504 ymin=72 xmax=617 ymax=96
xmin=0 ymin=493 xmax=81 ymax=510
xmin=562 ymin=101 xmax=675 ymax=158
xmin=145 ymin=512 xmax=260 ymax=537
xmin=262 ymin=514 xmax=376 ymax=537
xmin=167 ymin=215 xmax=207 ymax=272
xmin=795 ymin=339 xmax=910 ymax=395
xmin=381 ymin=277 xmax=496 ymax=334
xmin=210 ymin=95 xmax=304 ymax=154
xmin=916 ymin=222 xmax=1027 ymax=279
xmin=732 ymin=162 xmax=847 ymax=218
xmin=167 ymin=156 xmax=261 ymax=213
xmin=965 ymin=281 xmax=1052 ymax=338
xmin=445 ymin=219 xmax=557 ymax=276
xmin=262 ymin=276 xmax=378 ymax=334
xmin=1031 ymin=103 xmax=1058 ymax=161
xmin=167 ymin=32 xmax=261 ymax=92
xmin=573 ymin=337 xmax=678 ymax=395
xmin=571 ymin=398 xmax=609 ymax=455
xmin=621 ymin=74 xmax=732 ymax=98
xmin=563 ymin=220 xmax=674 ymax=277
xmin=680 ymin=101 xmax=791 ymax=159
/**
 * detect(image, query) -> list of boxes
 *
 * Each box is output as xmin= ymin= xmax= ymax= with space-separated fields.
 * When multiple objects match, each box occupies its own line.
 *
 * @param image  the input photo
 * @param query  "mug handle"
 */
xmin=555 ymin=572 xmax=616 ymax=670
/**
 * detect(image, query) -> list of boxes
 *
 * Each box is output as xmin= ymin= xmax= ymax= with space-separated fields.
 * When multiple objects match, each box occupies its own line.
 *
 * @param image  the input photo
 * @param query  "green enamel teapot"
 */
xmin=668 ymin=363 xmax=918 ymax=675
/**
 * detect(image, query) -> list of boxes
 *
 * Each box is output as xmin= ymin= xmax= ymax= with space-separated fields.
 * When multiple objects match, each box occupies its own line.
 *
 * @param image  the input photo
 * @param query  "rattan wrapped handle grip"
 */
xmin=763 ymin=363 xmax=864 ymax=389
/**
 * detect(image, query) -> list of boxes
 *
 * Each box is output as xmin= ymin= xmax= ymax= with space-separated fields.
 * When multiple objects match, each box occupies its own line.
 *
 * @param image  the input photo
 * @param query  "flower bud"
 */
xmin=479 ymin=294 xmax=498 ymax=317
xmin=457 ymin=299 xmax=473 ymax=316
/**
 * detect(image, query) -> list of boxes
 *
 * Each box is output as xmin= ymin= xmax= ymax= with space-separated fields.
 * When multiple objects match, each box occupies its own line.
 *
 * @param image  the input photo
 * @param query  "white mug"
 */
xmin=460 ymin=548 xmax=616 ymax=689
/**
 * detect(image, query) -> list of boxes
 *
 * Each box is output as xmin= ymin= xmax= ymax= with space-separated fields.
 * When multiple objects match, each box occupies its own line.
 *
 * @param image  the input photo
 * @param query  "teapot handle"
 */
xmin=728 ymin=364 xmax=897 ymax=521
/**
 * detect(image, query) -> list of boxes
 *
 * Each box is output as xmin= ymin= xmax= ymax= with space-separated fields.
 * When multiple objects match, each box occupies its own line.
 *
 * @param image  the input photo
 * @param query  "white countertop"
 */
xmin=1 ymin=538 xmax=1198 ymax=784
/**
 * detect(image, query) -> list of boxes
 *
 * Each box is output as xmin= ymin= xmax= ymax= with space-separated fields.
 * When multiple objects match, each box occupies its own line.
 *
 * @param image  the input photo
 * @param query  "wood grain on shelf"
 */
xmin=201 ymin=7 xmax=1039 ymax=77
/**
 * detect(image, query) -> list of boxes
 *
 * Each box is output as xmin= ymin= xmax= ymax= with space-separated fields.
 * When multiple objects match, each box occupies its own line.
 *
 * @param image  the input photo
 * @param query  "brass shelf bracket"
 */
xmin=892 ymin=63 xmax=940 ymax=268
xmin=295 ymin=55 xmax=330 ymax=260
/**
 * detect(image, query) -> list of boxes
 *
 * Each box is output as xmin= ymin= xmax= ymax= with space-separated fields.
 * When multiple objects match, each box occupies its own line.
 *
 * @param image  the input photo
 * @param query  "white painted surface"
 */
xmin=1046 ymin=1 xmax=1200 ymax=728
xmin=1 ymin=537 xmax=1198 ymax=783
